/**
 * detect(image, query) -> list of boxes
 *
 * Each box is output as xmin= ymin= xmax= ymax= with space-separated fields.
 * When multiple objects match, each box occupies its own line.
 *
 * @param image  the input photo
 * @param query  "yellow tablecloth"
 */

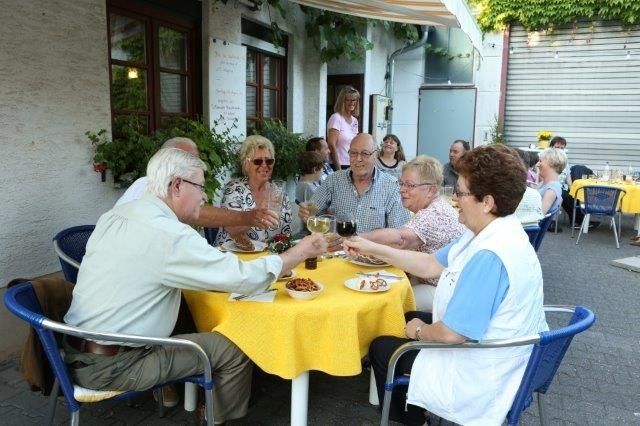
xmin=183 ymin=254 xmax=415 ymax=379
xmin=569 ymin=179 xmax=640 ymax=213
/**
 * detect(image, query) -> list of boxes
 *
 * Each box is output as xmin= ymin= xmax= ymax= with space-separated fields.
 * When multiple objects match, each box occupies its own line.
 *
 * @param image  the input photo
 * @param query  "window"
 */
xmin=246 ymin=49 xmax=286 ymax=131
xmin=107 ymin=0 xmax=200 ymax=135
xmin=424 ymin=27 xmax=474 ymax=85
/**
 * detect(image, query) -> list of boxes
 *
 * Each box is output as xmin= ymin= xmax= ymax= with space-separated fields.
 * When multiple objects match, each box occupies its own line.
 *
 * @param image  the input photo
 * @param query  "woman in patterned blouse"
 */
xmin=359 ymin=155 xmax=466 ymax=311
xmin=214 ymin=135 xmax=291 ymax=246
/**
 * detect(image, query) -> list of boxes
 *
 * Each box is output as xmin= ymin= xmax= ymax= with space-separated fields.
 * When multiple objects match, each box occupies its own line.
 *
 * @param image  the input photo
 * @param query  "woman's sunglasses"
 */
xmin=249 ymin=158 xmax=275 ymax=166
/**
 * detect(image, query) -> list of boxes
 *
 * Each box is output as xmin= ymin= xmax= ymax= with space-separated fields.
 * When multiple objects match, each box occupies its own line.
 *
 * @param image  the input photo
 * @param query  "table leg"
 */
xmin=369 ymin=369 xmax=380 ymax=406
xmin=635 ymin=214 xmax=640 ymax=236
xmin=184 ymin=382 xmax=197 ymax=412
xmin=582 ymin=213 xmax=590 ymax=234
xmin=291 ymin=371 xmax=309 ymax=426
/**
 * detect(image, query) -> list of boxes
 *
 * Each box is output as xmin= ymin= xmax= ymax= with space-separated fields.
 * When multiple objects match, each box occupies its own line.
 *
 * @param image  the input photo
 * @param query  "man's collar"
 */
xmin=144 ymin=194 xmax=179 ymax=221
xmin=348 ymin=167 xmax=377 ymax=183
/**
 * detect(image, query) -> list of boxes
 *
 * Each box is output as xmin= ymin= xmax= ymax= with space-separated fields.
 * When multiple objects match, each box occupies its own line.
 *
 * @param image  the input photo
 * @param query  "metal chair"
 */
xmin=534 ymin=207 xmax=558 ymax=252
xmin=4 ymin=282 xmax=215 ymax=426
xmin=572 ymin=185 xmax=626 ymax=248
xmin=524 ymin=225 xmax=540 ymax=249
xmin=380 ymin=305 xmax=596 ymax=426
xmin=52 ymin=226 xmax=95 ymax=283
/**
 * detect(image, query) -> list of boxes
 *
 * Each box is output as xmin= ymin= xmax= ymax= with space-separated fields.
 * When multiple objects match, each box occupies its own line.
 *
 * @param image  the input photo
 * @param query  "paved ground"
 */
xmin=1 ymin=215 xmax=639 ymax=425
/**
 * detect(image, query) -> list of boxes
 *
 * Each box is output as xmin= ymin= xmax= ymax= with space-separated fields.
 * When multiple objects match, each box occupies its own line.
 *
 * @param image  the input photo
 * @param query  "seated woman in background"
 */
xmin=359 ymin=155 xmax=465 ymax=312
xmin=375 ymin=134 xmax=406 ymax=180
xmin=537 ymin=148 xmax=567 ymax=214
xmin=215 ymin=135 xmax=291 ymax=246
xmin=344 ymin=144 xmax=548 ymax=426
xmin=295 ymin=151 xmax=326 ymax=204
xmin=514 ymin=149 xmax=543 ymax=227
xmin=528 ymin=151 xmax=539 ymax=185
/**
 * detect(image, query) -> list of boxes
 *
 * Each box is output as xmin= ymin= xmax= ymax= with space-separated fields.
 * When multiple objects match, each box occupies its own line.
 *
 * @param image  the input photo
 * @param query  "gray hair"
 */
xmin=538 ymin=148 xmax=567 ymax=174
xmin=162 ymin=137 xmax=198 ymax=154
xmin=403 ymin=155 xmax=444 ymax=186
xmin=145 ymin=148 xmax=207 ymax=198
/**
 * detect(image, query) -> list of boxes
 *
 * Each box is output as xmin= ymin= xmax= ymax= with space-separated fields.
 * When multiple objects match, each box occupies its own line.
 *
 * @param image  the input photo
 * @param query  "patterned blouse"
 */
xmin=214 ymin=178 xmax=292 ymax=245
xmin=403 ymin=197 xmax=466 ymax=284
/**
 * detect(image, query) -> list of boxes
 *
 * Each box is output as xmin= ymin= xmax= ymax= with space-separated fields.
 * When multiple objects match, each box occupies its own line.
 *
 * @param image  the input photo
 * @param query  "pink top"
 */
xmin=404 ymin=197 xmax=466 ymax=284
xmin=327 ymin=112 xmax=358 ymax=166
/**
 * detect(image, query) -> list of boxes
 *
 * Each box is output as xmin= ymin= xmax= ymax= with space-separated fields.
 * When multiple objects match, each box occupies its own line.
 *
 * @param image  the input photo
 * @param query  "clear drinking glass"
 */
xmin=267 ymin=180 xmax=284 ymax=229
xmin=336 ymin=212 xmax=357 ymax=238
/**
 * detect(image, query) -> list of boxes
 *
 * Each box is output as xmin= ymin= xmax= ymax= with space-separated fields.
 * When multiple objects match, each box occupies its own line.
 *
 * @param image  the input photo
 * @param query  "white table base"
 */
xmin=291 ymin=371 xmax=309 ymax=426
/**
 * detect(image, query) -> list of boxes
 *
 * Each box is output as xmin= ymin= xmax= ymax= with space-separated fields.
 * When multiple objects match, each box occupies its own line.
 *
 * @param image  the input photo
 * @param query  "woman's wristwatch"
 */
xmin=414 ymin=325 xmax=423 ymax=341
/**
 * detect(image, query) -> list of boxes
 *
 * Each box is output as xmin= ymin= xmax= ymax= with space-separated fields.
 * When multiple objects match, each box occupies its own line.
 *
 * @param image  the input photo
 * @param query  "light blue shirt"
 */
xmin=537 ymin=180 xmax=563 ymax=213
xmin=312 ymin=168 xmax=410 ymax=232
xmin=434 ymin=241 xmax=510 ymax=340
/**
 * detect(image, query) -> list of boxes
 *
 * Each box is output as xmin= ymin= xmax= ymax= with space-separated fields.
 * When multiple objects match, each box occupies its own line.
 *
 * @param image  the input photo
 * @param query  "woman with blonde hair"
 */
xmin=360 ymin=155 xmax=465 ymax=312
xmin=537 ymin=148 xmax=567 ymax=214
xmin=327 ymin=86 xmax=360 ymax=170
xmin=215 ymin=135 xmax=291 ymax=246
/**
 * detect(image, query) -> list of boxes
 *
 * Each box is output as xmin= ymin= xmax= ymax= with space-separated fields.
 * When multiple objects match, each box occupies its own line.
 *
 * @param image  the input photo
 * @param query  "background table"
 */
xmin=183 ymin=254 xmax=415 ymax=425
xmin=570 ymin=179 xmax=640 ymax=235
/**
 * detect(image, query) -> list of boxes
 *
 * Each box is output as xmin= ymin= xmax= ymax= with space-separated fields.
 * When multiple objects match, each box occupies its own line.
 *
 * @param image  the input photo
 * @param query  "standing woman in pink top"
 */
xmin=327 ymin=86 xmax=360 ymax=170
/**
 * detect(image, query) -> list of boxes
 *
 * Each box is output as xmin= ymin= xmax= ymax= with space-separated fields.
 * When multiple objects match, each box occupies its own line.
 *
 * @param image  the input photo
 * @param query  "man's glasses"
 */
xmin=249 ymin=158 xmax=275 ymax=166
xmin=398 ymin=180 xmax=434 ymax=189
xmin=182 ymin=179 xmax=206 ymax=194
xmin=348 ymin=150 xmax=375 ymax=159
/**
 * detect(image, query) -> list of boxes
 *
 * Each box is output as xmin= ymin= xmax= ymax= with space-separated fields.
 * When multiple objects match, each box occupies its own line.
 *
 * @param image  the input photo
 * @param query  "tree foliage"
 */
xmin=469 ymin=0 xmax=640 ymax=33
xmin=252 ymin=120 xmax=308 ymax=181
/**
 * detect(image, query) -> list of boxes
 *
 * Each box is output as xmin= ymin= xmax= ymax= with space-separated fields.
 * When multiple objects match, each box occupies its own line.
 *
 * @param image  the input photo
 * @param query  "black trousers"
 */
xmin=562 ymin=190 xmax=585 ymax=225
xmin=369 ymin=311 xmax=432 ymax=425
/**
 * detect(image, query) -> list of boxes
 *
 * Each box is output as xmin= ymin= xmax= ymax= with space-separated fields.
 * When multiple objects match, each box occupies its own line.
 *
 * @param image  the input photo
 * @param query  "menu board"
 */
xmin=209 ymin=39 xmax=246 ymax=138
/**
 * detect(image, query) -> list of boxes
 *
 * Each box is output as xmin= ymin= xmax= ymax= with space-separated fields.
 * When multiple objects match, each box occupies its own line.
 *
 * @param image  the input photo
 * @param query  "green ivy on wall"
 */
xmin=469 ymin=0 xmax=640 ymax=33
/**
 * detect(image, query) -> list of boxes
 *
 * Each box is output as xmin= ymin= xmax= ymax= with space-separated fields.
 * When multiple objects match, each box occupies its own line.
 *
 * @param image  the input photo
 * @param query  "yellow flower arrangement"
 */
xmin=537 ymin=130 xmax=553 ymax=141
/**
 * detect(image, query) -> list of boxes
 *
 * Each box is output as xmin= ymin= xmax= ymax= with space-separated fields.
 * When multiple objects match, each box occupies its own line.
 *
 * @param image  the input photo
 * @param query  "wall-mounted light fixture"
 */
xmin=627 ymin=50 xmax=631 ymax=60
xmin=554 ymin=51 xmax=559 ymax=59
xmin=127 ymin=67 xmax=139 ymax=79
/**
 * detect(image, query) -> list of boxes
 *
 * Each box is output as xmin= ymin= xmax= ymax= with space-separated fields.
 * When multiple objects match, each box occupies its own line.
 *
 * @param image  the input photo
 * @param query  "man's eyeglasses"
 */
xmin=182 ymin=179 xmax=206 ymax=194
xmin=249 ymin=157 xmax=275 ymax=166
xmin=398 ymin=180 xmax=434 ymax=189
xmin=454 ymin=190 xmax=473 ymax=197
xmin=348 ymin=150 xmax=375 ymax=159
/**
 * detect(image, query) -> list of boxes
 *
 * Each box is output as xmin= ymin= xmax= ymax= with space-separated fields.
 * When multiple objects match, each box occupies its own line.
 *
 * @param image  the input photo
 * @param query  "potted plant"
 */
xmin=87 ymin=116 xmax=239 ymax=201
xmin=537 ymin=130 xmax=552 ymax=149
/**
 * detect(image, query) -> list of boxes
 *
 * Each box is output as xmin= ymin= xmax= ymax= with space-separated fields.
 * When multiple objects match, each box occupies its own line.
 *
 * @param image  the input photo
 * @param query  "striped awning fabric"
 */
xmin=288 ymin=0 xmax=483 ymax=52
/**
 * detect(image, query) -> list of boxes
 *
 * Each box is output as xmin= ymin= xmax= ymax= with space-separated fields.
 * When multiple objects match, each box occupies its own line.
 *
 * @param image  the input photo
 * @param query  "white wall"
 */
xmin=204 ymin=0 xmax=325 ymax=138
xmin=0 ymin=0 xmax=117 ymax=287
xmin=473 ymin=32 xmax=504 ymax=146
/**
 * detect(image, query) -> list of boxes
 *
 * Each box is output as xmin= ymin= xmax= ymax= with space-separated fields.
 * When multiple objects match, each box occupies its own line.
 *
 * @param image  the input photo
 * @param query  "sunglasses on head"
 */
xmin=249 ymin=157 xmax=275 ymax=166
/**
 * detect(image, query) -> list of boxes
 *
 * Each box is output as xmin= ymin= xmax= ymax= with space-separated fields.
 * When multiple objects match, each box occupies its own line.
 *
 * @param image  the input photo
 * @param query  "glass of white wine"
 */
xmin=306 ymin=214 xmax=332 ymax=234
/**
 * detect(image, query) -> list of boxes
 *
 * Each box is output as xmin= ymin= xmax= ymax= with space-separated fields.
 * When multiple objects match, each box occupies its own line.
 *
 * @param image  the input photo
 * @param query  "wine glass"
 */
xmin=336 ymin=212 xmax=357 ymax=238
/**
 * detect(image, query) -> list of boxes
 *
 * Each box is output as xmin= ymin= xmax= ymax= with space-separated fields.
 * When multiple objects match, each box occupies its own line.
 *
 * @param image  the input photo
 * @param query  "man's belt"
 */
xmin=66 ymin=335 xmax=137 ymax=356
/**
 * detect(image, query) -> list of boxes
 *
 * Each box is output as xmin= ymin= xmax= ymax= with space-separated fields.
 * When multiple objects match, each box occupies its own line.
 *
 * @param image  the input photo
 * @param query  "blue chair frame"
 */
xmin=52 ymin=226 xmax=95 ymax=283
xmin=524 ymin=225 xmax=541 ymax=249
xmin=380 ymin=305 xmax=596 ymax=426
xmin=572 ymin=185 xmax=626 ymax=248
xmin=4 ymin=282 xmax=215 ymax=426
xmin=534 ymin=207 xmax=559 ymax=252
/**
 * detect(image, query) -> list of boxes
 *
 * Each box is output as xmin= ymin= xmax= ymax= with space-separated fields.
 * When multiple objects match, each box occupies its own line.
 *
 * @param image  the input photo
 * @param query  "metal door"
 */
xmin=417 ymin=87 xmax=476 ymax=165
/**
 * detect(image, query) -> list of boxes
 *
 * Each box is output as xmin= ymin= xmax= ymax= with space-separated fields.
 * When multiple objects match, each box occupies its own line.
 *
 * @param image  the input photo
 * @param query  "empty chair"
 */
xmin=572 ymin=185 xmax=626 ymax=248
xmin=380 ymin=305 xmax=595 ymax=426
xmin=52 ymin=226 xmax=95 ymax=283
xmin=4 ymin=281 xmax=215 ymax=426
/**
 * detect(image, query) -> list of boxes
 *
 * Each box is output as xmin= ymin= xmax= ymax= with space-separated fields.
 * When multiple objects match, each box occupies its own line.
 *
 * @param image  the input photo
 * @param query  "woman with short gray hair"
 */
xmin=537 ymin=148 xmax=567 ymax=214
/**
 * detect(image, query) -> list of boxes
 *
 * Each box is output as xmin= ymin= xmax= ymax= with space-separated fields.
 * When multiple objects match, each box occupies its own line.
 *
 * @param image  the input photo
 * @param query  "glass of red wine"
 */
xmin=336 ymin=213 xmax=357 ymax=238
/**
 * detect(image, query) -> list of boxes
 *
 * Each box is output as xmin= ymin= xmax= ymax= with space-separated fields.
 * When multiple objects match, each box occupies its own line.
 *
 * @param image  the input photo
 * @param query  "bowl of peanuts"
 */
xmin=285 ymin=277 xmax=324 ymax=301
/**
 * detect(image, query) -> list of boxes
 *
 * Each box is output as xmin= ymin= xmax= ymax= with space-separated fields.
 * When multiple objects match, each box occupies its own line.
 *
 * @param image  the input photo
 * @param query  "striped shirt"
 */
xmin=312 ymin=168 xmax=411 ymax=232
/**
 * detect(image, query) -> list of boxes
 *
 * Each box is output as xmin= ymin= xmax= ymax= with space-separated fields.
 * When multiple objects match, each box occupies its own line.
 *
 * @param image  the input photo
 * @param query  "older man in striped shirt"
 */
xmin=300 ymin=133 xmax=410 ymax=237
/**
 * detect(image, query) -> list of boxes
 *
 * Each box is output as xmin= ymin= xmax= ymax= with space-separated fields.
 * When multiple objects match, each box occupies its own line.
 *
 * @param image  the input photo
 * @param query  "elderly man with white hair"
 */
xmin=64 ymin=148 xmax=326 ymax=423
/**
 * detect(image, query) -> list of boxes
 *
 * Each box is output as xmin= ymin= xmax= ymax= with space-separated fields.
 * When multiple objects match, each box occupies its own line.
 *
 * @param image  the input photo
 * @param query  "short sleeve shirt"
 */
xmin=327 ymin=112 xmax=358 ymax=166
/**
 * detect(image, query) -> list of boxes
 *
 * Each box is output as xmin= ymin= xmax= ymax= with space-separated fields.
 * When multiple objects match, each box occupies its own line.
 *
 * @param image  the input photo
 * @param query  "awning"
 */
xmin=289 ymin=0 xmax=483 ymax=53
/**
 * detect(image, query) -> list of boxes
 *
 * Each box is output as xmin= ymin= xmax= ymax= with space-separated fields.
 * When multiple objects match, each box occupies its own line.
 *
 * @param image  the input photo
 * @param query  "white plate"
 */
xmin=344 ymin=277 xmax=391 ymax=293
xmin=347 ymin=258 xmax=390 ymax=268
xmin=222 ymin=240 xmax=267 ymax=253
xmin=277 ymin=270 xmax=297 ymax=281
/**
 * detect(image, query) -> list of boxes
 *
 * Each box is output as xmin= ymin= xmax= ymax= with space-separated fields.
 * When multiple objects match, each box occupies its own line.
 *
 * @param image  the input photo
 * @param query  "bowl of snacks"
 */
xmin=285 ymin=278 xmax=323 ymax=301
